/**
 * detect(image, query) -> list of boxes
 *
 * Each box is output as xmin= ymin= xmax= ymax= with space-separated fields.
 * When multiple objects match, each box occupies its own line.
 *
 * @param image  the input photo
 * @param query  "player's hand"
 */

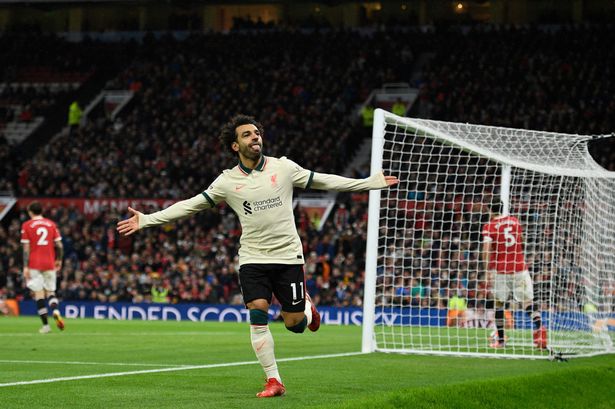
xmin=383 ymin=174 xmax=399 ymax=186
xmin=117 ymin=207 xmax=143 ymax=236
xmin=55 ymin=260 xmax=62 ymax=272
xmin=23 ymin=267 xmax=30 ymax=281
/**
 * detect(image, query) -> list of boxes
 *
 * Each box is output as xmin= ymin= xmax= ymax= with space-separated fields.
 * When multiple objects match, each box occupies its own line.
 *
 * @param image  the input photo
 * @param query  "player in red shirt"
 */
xmin=21 ymin=202 xmax=65 ymax=333
xmin=482 ymin=202 xmax=547 ymax=349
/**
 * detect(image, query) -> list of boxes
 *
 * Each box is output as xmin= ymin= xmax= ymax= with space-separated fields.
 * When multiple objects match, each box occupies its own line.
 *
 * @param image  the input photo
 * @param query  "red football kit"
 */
xmin=20 ymin=217 xmax=62 ymax=270
xmin=482 ymin=215 xmax=526 ymax=274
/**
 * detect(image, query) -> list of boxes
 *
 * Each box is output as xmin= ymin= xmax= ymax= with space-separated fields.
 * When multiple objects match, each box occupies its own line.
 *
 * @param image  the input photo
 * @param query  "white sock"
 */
xmin=250 ymin=325 xmax=281 ymax=383
xmin=304 ymin=298 xmax=313 ymax=325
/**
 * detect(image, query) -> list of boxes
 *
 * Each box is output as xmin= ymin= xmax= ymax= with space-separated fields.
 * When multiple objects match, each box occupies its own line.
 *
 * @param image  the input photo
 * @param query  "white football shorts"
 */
xmin=27 ymin=269 xmax=57 ymax=292
xmin=493 ymin=270 xmax=533 ymax=304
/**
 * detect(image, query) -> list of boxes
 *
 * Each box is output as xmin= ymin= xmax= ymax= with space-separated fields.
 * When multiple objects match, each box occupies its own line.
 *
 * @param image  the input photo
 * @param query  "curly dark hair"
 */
xmin=219 ymin=114 xmax=264 ymax=156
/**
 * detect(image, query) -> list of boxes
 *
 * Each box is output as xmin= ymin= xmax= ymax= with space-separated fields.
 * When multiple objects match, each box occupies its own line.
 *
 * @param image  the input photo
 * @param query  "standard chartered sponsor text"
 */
xmin=253 ymin=196 xmax=283 ymax=212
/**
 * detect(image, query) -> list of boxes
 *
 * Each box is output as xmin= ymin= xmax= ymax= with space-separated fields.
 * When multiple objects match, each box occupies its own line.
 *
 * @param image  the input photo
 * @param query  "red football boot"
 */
xmin=53 ymin=310 xmax=65 ymax=331
xmin=305 ymin=292 xmax=320 ymax=332
xmin=256 ymin=378 xmax=285 ymax=398
xmin=489 ymin=339 xmax=506 ymax=349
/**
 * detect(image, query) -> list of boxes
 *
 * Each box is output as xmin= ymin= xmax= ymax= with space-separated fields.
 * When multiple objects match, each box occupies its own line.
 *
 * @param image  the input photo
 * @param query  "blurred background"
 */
xmin=0 ymin=0 xmax=613 ymax=319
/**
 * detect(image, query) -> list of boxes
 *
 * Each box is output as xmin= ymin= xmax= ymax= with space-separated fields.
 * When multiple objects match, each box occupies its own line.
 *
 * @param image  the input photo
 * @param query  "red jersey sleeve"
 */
xmin=20 ymin=222 xmax=31 ymax=244
xmin=482 ymin=221 xmax=494 ymax=243
xmin=52 ymin=222 xmax=62 ymax=242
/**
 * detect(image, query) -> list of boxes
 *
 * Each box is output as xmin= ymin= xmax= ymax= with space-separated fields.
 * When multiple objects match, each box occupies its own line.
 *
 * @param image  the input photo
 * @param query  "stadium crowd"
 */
xmin=0 ymin=32 xmax=104 ymax=82
xmin=415 ymin=24 xmax=615 ymax=170
xmin=0 ymin=32 xmax=112 ymax=127
xmin=0 ymin=198 xmax=372 ymax=307
xmin=1 ymin=25 xmax=614 ymax=309
xmin=1 ymin=29 xmax=418 ymax=197
xmin=0 ymin=83 xmax=76 ymax=124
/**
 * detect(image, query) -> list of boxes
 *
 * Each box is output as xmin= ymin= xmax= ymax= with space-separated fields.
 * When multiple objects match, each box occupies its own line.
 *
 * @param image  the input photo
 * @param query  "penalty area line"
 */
xmin=0 ymin=351 xmax=366 ymax=388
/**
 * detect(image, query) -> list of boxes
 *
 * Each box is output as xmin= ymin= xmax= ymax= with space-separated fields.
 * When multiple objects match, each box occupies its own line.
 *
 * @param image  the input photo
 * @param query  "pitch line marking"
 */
xmin=0 ymin=331 xmax=238 ymax=337
xmin=0 ymin=352 xmax=366 ymax=388
xmin=0 ymin=360 xmax=192 ymax=367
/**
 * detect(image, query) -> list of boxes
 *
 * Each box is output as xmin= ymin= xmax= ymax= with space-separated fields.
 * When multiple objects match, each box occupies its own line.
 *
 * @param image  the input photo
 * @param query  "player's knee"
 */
xmin=285 ymin=317 xmax=307 ymax=334
xmin=249 ymin=309 xmax=269 ymax=326
xmin=247 ymin=299 xmax=270 ymax=311
xmin=48 ymin=295 xmax=59 ymax=309
xmin=35 ymin=299 xmax=47 ymax=315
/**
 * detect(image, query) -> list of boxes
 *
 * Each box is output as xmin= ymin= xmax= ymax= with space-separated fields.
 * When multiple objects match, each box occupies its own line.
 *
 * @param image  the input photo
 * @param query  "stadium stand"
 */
xmin=413 ymin=24 xmax=615 ymax=169
xmin=1 ymin=25 xmax=614 ymax=306
xmin=2 ymin=29 xmax=422 ymax=197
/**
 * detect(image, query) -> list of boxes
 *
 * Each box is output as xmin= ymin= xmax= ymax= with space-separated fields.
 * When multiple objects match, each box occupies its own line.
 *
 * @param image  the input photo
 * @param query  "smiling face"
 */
xmin=233 ymin=124 xmax=263 ymax=162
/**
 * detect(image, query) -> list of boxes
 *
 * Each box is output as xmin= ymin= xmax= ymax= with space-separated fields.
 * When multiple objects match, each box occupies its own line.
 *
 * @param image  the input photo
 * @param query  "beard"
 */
xmin=239 ymin=142 xmax=262 ymax=161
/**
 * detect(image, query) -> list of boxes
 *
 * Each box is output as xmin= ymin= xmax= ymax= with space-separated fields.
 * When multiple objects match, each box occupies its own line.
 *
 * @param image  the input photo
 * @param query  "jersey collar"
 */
xmin=238 ymin=155 xmax=267 ymax=175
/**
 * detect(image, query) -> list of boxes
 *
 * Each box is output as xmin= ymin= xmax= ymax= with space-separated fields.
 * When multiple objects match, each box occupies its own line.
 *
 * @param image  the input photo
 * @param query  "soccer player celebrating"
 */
xmin=482 ymin=202 xmax=547 ymax=349
xmin=21 ymin=201 xmax=65 ymax=333
xmin=117 ymin=114 xmax=399 ymax=397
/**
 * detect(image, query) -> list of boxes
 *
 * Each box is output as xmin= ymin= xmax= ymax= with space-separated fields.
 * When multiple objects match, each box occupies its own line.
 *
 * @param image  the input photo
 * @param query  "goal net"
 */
xmin=362 ymin=109 xmax=615 ymax=359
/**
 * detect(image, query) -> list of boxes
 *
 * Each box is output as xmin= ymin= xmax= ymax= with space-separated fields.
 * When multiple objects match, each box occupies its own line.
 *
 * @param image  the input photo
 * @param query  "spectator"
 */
xmin=391 ymin=98 xmax=406 ymax=117
xmin=446 ymin=290 xmax=467 ymax=327
xmin=68 ymin=100 xmax=82 ymax=137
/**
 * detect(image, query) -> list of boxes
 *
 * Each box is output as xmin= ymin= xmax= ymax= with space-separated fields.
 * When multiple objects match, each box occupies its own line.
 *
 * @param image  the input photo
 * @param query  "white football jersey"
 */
xmin=140 ymin=155 xmax=387 ymax=266
xmin=203 ymin=156 xmax=312 ymax=266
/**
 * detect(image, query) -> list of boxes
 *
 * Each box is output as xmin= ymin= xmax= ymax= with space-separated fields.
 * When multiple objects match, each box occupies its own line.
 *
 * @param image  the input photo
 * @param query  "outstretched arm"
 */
xmin=309 ymin=171 xmax=399 ymax=192
xmin=116 ymin=194 xmax=210 ymax=236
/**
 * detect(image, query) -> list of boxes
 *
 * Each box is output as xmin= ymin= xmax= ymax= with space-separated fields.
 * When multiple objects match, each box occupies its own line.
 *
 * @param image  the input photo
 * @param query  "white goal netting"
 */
xmin=362 ymin=109 xmax=615 ymax=359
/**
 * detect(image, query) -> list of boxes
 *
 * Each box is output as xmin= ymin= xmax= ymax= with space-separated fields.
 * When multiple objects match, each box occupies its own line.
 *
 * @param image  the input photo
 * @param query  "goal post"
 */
xmin=362 ymin=107 xmax=385 ymax=353
xmin=362 ymin=108 xmax=615 ymax=358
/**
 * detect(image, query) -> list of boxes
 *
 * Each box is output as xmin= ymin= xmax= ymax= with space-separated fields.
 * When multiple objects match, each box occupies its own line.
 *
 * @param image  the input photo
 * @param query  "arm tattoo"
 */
xmin=22 ymin=246 xmax=30 ymax=267
xmin=55 ymin=243 xmax=64 ymax=261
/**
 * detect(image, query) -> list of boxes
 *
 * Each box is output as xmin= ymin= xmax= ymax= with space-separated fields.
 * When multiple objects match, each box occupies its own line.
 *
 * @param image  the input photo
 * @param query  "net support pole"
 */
xmin=362 ymin=109 xmax=386 ymax=353
xmin=501 ymin=164 xmax=512 ymax=215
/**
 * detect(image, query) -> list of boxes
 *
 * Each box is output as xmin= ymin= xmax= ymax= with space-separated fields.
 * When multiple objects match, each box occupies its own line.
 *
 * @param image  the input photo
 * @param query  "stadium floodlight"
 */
xmin=362 ymin=109 xmax=615 ymax=359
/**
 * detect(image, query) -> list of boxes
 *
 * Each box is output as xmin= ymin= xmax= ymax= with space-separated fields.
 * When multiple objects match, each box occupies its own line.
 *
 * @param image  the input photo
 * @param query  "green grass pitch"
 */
xmin=0 ymin=317 xmax=613 ymax=408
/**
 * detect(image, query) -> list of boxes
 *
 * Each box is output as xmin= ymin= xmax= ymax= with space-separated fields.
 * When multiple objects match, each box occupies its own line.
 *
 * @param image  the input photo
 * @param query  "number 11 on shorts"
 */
xmin=290 ymin=282 xmax=304 ymax=301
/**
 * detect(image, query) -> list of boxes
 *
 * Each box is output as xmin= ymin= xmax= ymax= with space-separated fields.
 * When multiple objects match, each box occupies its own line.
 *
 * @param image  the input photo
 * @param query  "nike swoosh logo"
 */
xmin=255 ymin=340 xmax=267 ymax=352
xmin=292 ymin=300 xmax=303 ymax=305
xmin=235 ymin=185 xmax=245 ymax=191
